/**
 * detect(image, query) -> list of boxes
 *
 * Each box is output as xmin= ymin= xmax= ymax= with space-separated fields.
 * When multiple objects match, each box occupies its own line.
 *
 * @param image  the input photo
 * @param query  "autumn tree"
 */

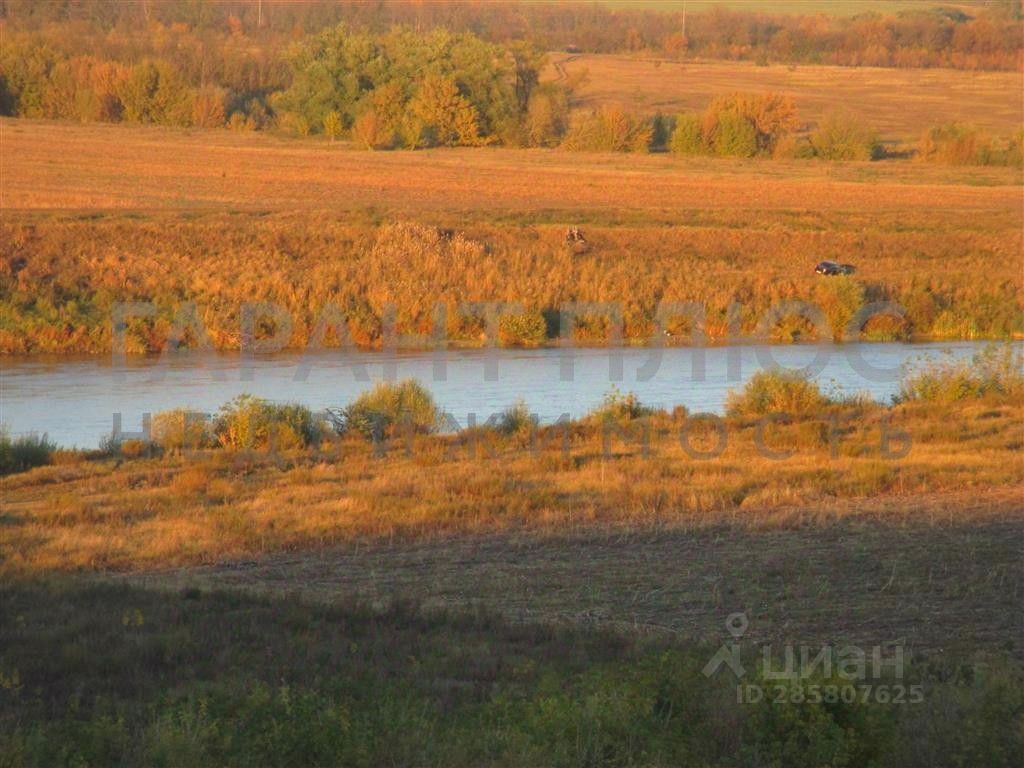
xmin=409 ymin=76 xmax=484 ymax=147
xmin=697 ymin=93 xmax=797 ymax=157
xmin=322 ymin=110 xmax=342 ymax=141
xmin=562 ymin=105 xmax=652 ymax=153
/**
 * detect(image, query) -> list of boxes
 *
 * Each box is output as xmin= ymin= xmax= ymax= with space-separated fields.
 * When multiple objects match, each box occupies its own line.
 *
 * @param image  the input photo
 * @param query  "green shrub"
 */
xmin=810 ymin=110 xmax=882 ymax=161
xmin=495 ymin=400 xmax=538 ymax=436
xmin=498 ymin=312 xmax=548 ymax=347
xmin=711 ymin=110 xmax=758 ymax=158
xmin=151 ymin=409 xmax=211 ymax=452
xmin=341 ymin=380 xmax=440 ymax=439
xmin=726 ymin=370 xmax=831 ymax=416
xmin=214 ymin=395 xmax=322 ymax=450
xmin=669 ymin=112 xmax=705 ymax=155
xmin=896 ymin=345 xmax=1024 ymax=404
xmin=562 ymin=106 xmax=653 ymax=153
xmin=0 ymin=429 xmax=55 ymax=475
xmin=587 ymin=387 xmax=654 ymax=424
xmin=740 ymin=673 xmax=897 ymax=767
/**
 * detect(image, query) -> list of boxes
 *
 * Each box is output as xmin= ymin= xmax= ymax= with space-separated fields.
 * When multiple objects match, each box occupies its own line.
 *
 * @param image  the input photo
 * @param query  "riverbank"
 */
xmin=5 ymin=364 xmax=1022 ymax=765
xmin=4 ymin=390 xmax=1022 ymax=575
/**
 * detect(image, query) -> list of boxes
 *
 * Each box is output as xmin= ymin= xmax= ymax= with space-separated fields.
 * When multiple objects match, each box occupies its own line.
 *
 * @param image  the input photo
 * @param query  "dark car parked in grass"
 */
xmin=815 ymin=261 xmax=857 ymax=276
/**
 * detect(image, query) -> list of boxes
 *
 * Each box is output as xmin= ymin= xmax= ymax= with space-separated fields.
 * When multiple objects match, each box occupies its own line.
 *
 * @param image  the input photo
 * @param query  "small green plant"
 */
xmin=0 ymin=429 xmax=55 ymax=475
xmin=726 ymin=370 xmax=831 ymax=416
xmin=214 ymin=395 xmax=322 ymax=450
xmin=341 ymin=380 xmax=440 ymax=439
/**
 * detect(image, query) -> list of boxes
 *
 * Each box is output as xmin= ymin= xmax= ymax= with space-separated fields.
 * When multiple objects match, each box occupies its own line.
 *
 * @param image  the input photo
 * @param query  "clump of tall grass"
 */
xmin=587 ymin=387 xmax=654 ymax=424
xmin=896 ymin=345 xmax=1023 ymax=404
xmin=726 ymin=370 xmax=831 ymax=416
xmin=340 ymin=380 xmax=440 ymax=439
xmin=0 ymin=429 xmax=56 ymax=475
xmin=214 ymin=395 xmax=323 ymax=450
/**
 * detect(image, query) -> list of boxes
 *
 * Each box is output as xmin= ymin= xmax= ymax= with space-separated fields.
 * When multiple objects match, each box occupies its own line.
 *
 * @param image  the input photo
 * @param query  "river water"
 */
xmin=1 ymin=341 xmax=1015 ymax=447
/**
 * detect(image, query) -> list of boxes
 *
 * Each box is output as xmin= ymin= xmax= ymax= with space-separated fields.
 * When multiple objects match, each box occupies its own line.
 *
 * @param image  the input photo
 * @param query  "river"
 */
xmin=1 ymin=340 xmax=1015 ymax=447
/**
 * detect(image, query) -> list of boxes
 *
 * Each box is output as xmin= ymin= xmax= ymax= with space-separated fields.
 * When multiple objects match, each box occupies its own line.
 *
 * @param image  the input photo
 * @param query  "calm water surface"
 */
xmin=1 ymin=341 xmax=1016 ymax=447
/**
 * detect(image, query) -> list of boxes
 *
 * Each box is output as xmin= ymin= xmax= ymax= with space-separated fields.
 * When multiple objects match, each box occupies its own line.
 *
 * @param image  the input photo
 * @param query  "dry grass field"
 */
xmin=2 ymin=396 xmax=1023 ymax=658
xmin=3 ymin=120 xmax=1022 ymax=353
xmin=4 ymin=119 xmax=1021 ymax=213
xmin=551 ymin=54 xmax=1024 ymax=141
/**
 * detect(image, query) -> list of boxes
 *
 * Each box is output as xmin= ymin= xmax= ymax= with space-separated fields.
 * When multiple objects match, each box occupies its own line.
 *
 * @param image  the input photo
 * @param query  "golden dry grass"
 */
xmin=3 ymin=400 xmax=1022 ymax=656
xmin=3 ymin=400 xmax=1022 ymax=576
xmin=550 ymin=54 xmax=1024 ymax=141
xmin=2 ymin=118 xmax=1021 ymax=213
xmin=2 ymin=120 xmax=1021 ymax=353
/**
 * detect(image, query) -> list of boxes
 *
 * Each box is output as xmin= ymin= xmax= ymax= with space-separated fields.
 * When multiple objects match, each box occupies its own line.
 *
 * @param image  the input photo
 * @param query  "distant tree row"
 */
xmin=0 ymin=24 xmax=553 ymax=147
xmin=3 ymin=0 xmax=1021 ymax=71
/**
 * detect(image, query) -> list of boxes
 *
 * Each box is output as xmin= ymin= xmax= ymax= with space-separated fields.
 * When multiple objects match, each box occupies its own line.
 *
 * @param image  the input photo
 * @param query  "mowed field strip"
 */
xmin=2 ymin=120 xmax=1021 ymax=215
xmin=549 ymin=54 xmax=1024 ymax=140
xmin=130 ymin=487 xmax=1024 ymax=657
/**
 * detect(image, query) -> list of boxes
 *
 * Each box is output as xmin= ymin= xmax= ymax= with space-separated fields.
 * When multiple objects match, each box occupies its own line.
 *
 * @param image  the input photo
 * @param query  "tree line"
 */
xmin=2 ymin=1 xmax=1021 ymax=76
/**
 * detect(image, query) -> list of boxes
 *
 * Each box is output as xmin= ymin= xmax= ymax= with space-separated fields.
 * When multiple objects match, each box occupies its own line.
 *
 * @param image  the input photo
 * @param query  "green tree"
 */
xmin=117 ymin=61 xmax=192 ymax=125
xmin=709 ymin=111 xmax=758 ymax=157
xmin=669 ymin=112 xmax=705 ymax=155
xmin=0 ymin=41 xmax=60 ymax=117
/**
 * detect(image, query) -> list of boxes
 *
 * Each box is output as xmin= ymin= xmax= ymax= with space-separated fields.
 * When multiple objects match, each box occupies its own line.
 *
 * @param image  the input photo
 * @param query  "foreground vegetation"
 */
xmin=1 ymin=579 xmax=1021 ymax=768
xmin=3 ymin=363 xmax=1022 ymax=765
